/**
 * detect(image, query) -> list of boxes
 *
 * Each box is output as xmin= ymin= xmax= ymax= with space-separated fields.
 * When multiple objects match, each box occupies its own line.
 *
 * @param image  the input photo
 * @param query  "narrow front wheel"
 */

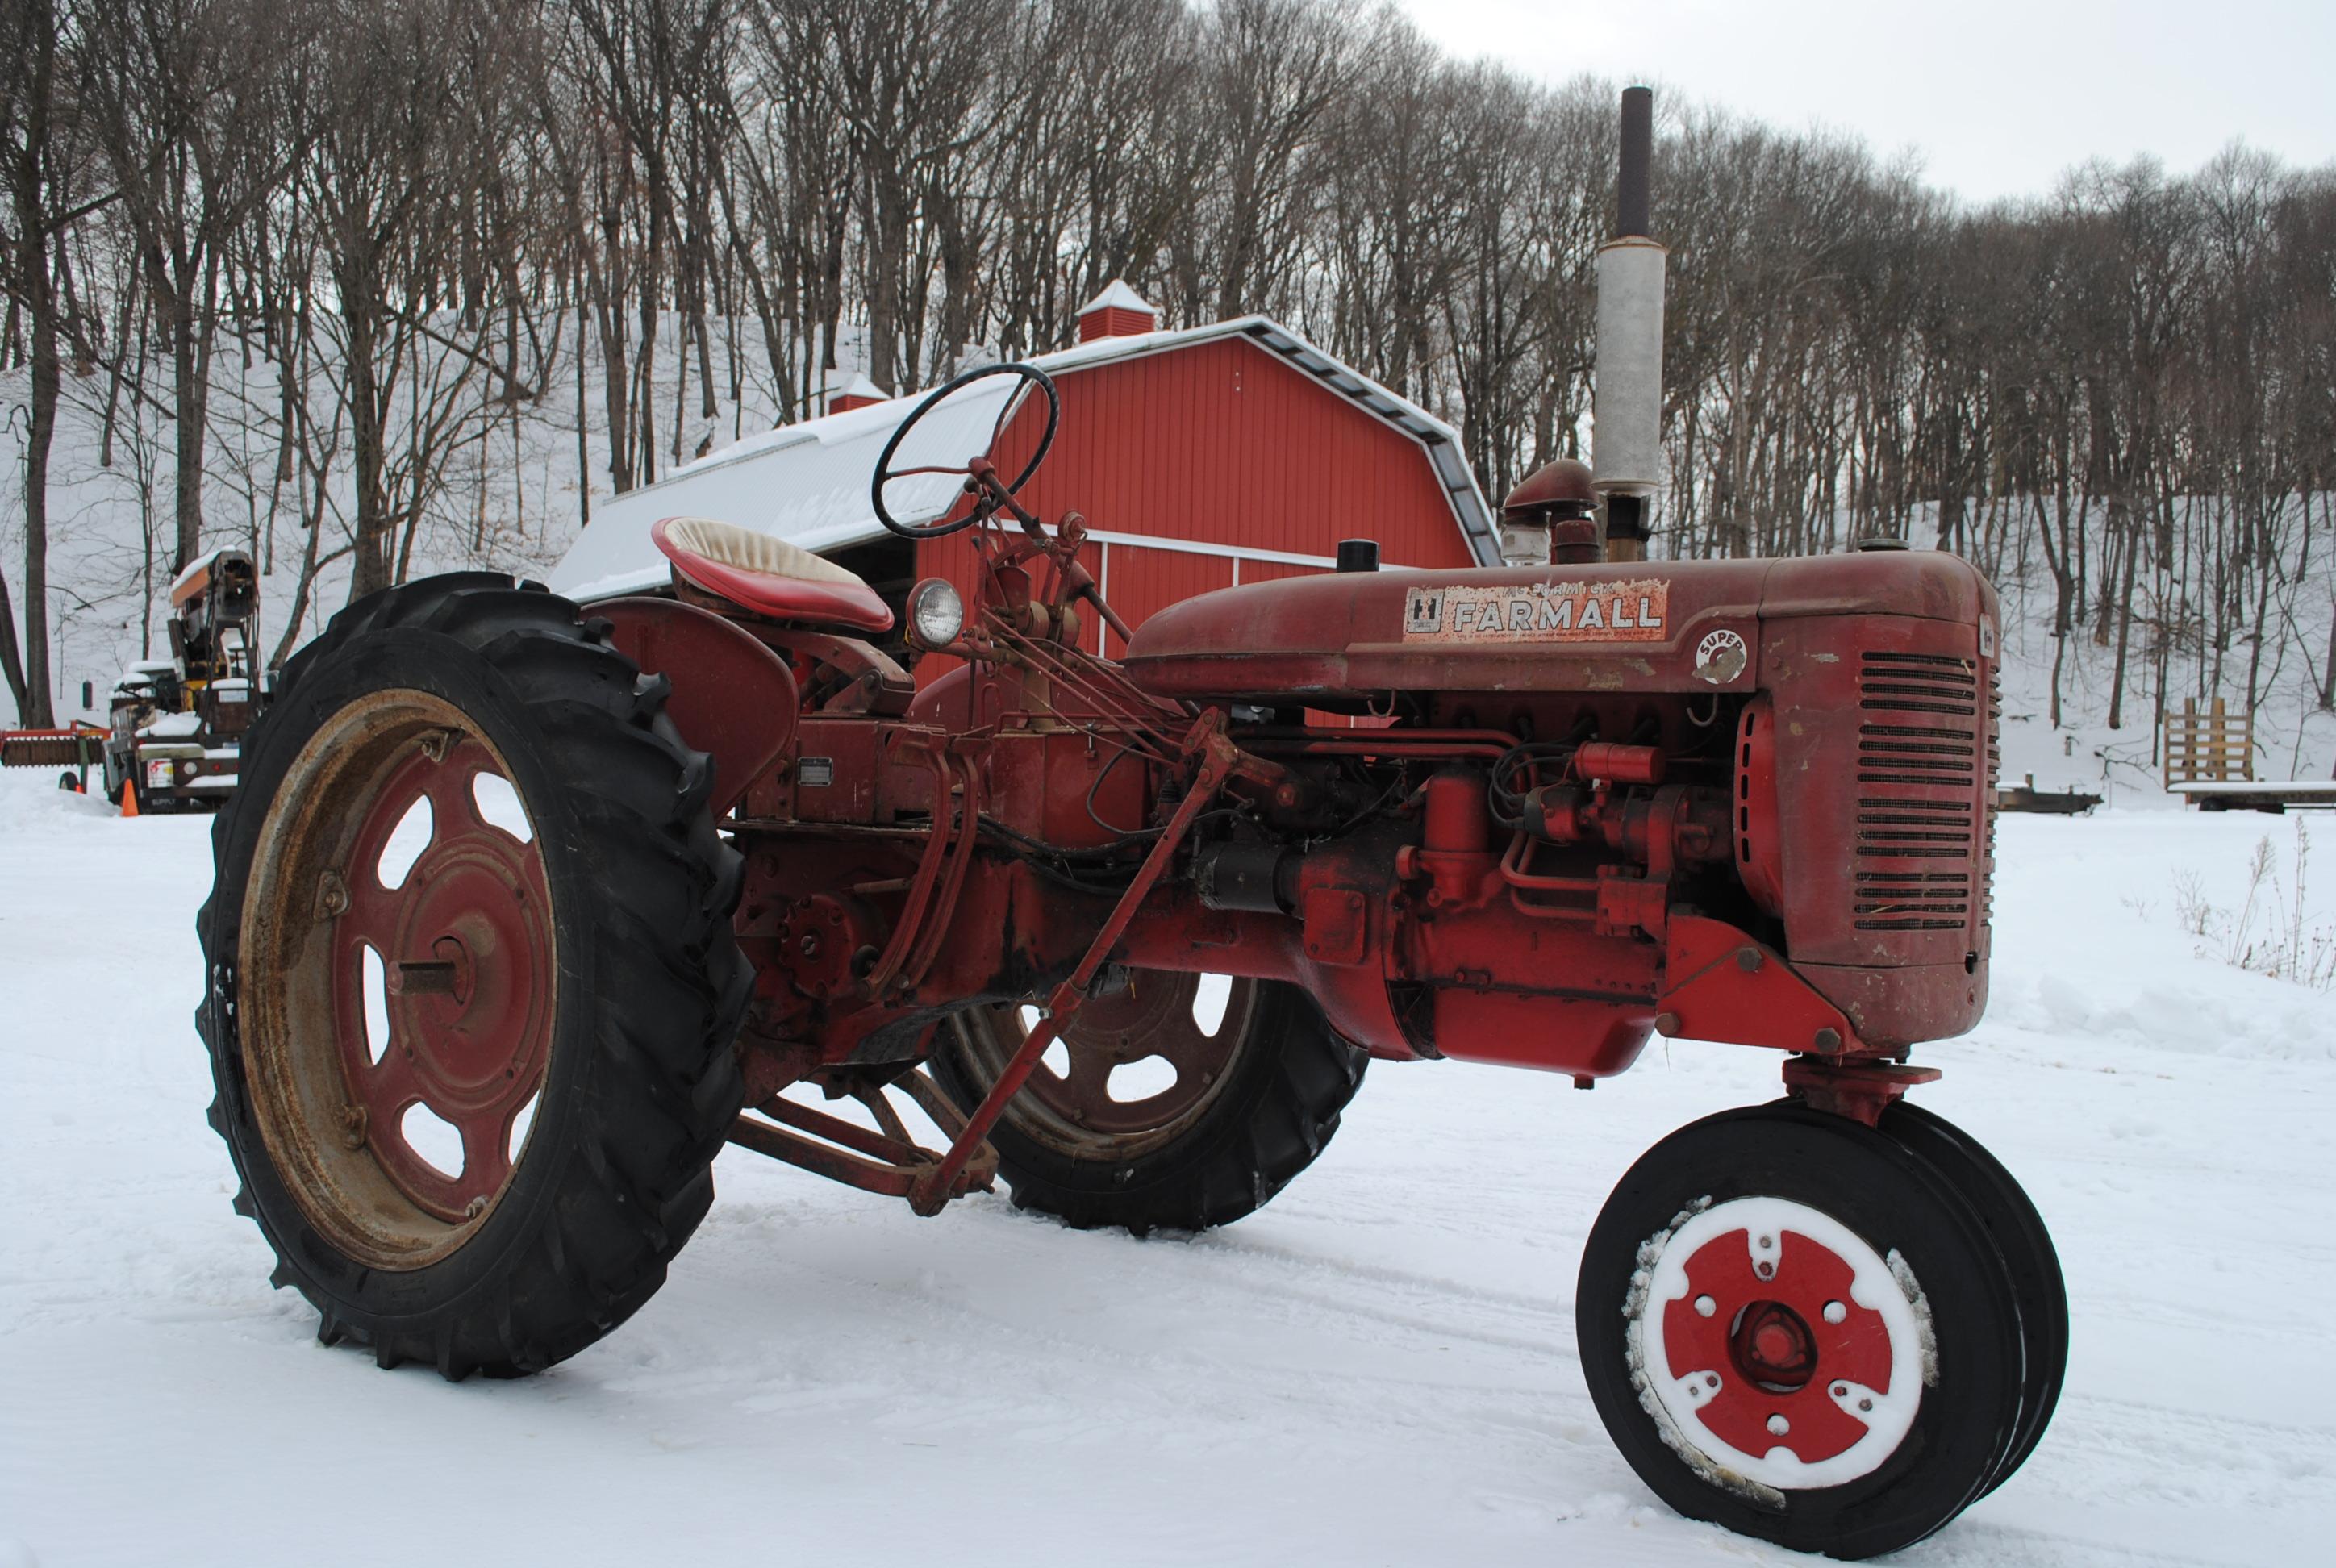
xmin=1577 ymin=1103 xmax=2029 ymax=1559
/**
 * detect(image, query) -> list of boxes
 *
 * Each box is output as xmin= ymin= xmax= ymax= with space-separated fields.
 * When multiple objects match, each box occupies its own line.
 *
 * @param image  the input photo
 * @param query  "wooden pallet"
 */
xmin=2163 ymin=696 xmax=2253 ymax=787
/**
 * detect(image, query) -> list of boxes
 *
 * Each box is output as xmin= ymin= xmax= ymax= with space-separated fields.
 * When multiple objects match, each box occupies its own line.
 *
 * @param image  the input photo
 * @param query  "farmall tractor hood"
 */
xmin=1121 ymin=552 xmax=1995 ymax=702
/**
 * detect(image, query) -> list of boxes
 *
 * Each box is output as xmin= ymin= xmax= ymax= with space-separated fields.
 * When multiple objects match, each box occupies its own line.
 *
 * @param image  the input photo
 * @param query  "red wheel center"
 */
xmin=1662 ymin=1225 xmax=1896 ymax=1466
xmin=326 ymin=736 xmax=553 ymax=1222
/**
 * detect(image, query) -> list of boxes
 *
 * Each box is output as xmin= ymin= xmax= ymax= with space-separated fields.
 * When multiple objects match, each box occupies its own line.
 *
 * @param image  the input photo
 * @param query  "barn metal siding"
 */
xmin=915 ymin=335 xmax=1473 ymax=676
xmin=1095 ymin=545 xmax=1236 ymax=656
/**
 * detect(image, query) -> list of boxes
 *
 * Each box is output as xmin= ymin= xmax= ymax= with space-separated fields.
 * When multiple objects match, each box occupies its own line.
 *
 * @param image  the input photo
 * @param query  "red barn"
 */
xmin=549 ymin=283 xmax=1499 ymax=657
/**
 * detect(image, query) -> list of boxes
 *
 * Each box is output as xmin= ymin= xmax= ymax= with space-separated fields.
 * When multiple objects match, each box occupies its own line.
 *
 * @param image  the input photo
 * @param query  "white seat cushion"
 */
xmin=655 ymin=517 xmax=876 ymax=591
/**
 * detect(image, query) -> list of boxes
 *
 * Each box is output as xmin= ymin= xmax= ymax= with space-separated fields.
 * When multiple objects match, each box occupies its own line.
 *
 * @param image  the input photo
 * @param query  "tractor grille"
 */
xmin=1984 ymin=666 xmax=2000 ymax=925
xmin=1853 ymin=651 xmax=1984 ymax=932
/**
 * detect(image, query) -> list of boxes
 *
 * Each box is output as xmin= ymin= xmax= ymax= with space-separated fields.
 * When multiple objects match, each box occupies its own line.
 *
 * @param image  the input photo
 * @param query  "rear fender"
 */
xmin=596 ymin=596 xmax=799 ymax=817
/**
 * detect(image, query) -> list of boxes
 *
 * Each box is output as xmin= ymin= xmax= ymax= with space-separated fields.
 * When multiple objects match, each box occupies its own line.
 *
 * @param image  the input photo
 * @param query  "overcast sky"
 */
xmin=1392 ymin=0 xmax=2336 ymax=203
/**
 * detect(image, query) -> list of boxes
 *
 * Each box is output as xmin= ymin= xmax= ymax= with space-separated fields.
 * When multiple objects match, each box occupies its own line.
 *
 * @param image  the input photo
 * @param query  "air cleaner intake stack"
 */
xmin=1592 ymin=86 xmax=1666 ymax=565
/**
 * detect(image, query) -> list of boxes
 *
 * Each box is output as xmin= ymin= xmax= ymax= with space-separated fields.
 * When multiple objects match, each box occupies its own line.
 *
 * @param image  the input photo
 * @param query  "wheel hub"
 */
xmin=331 ymin=736 xmax=552 ymax=1222
xmin=1731 ymin=1300 xmax=1818 ymax=1391
xmin=1634 ymin=1195 xmax=1925 ymax=1489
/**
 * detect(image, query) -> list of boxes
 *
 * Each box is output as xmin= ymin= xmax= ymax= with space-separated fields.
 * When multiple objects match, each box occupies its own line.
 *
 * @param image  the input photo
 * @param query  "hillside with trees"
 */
xmin=3 ymin=0 xmax=2330 ymax=763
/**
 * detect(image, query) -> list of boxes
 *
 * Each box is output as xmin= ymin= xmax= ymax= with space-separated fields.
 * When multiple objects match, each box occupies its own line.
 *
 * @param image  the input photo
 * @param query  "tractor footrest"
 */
xmin=725 ymin=1070 xmax=998 ymax=1207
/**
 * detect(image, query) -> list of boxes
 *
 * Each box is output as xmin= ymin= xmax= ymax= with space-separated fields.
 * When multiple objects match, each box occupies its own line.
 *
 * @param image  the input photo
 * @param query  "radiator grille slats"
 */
xmin=1985 ymin=669 xmax=2001 ymax=924
xmin=1854 ymin=649 xmax=1988 ymax=932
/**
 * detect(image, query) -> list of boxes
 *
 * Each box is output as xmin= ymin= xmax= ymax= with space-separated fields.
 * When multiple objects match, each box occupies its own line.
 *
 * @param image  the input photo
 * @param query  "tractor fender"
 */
xmin=595 ymin=596 xmax=799 ymax=818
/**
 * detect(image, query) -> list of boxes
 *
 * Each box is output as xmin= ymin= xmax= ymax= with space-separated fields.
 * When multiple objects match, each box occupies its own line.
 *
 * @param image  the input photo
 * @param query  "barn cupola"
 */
xmin=829 ymin=373 xmax=888 ymax=414
xmin=1076 ymin=279 xmax=1159 ymax=342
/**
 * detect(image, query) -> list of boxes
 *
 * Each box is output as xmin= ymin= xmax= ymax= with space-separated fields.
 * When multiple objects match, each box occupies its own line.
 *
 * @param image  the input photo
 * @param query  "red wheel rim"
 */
xmin=329 ymin=735 xmax=552 ymax=1221
xmin=238 ymin=690 xmax=558 ymax=1270
xmin=1635 ymin=1195 xmax=1925 ymax=1488
xmin=1663 ymin=1226 xmax=1895 ymax=1466
xmin=953 ymin=970 xmax=1254 ymax=1157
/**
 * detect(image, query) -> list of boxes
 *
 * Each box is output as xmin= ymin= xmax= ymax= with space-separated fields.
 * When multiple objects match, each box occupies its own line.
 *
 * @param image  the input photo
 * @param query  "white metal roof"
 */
xmin=547 ymin=315 xmax=1500 ymax=603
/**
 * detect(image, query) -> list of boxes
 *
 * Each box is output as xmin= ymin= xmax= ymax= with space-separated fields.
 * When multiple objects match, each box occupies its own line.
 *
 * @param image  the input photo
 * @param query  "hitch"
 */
xmin=725 ymin=1069 xmax=999 ymax=1203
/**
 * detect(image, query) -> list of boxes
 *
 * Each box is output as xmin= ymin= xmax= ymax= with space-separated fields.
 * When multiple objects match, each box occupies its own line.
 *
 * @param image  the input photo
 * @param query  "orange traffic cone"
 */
xmin=120 ymin=776 xmax=140 ymax=818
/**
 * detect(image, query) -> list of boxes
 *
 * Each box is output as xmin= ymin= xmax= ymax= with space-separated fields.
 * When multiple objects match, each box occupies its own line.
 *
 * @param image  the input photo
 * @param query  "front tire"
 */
xmin=1577 ymin=1103 xmax=2028 ymax=1559
xmin=930 ymin=973 xmax=1366 ymax=1233
xmin=198 ymin=574 xmax=749 ymax=1378
xmin=1879 ymin=1099 xmax=2067 ymax=1497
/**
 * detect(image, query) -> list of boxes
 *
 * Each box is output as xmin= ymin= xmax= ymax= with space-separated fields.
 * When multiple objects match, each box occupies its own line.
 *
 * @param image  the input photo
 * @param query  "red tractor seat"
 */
xmin=650 ymin=516 xmax=894 ymax=633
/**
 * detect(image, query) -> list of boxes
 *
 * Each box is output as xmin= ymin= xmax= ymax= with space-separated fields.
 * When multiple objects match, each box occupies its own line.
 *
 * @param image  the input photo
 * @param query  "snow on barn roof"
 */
xmin=548 ymin=315 xmax=1500 ymax=603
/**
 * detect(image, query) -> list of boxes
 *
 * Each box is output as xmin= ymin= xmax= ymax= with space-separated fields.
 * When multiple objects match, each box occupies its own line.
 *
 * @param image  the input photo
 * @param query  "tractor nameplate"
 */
xmin=1402 ymin=579 xmax=1670 ymax=644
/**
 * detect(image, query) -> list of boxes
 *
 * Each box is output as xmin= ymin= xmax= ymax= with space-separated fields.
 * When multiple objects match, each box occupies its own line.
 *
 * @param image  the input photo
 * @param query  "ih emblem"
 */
xmin=1401 ymin=579 xmax=1669 ymax=644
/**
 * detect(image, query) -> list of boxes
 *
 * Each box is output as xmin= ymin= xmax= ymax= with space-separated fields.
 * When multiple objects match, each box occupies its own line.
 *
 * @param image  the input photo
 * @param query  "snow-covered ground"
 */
xmin=3 ymin=770 xmax=2333 ymax=1566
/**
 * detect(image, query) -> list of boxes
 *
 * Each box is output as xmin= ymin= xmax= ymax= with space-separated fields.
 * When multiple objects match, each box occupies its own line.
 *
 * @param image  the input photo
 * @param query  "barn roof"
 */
xmin=549 ymin=315 xmax=1500 ymax=603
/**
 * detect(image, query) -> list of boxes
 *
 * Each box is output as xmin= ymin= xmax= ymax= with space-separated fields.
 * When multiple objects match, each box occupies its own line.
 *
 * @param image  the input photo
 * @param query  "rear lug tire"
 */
xmin=198 ymin=573 xmax=749 ymax=1379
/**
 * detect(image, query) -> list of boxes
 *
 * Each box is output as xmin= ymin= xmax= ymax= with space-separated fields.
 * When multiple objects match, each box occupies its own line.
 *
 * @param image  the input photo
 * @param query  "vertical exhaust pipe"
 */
xmin=1616 ymin=85 xmax=1652 ymax=239
xmin=1592 ymin=86 xmax=1666 ymax=565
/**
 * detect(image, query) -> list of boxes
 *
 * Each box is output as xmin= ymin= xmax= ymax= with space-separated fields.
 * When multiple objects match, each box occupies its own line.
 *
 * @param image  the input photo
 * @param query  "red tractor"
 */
xmin=198 ymin=364 xmax=2061 ymax=1559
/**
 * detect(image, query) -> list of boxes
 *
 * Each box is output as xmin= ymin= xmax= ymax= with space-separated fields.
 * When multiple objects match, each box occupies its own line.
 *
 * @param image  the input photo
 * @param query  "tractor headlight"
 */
xmin=906 ymin=578 xmax=965 ymax=649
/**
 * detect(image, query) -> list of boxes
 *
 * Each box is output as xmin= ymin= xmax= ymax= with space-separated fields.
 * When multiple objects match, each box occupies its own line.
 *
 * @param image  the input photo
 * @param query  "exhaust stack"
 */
xmin=1592 ymin=86 xmax=1666 ymax=565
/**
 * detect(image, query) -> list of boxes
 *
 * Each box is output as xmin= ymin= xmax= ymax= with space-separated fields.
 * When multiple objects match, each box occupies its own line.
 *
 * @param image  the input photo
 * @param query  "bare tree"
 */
xmin=78 ymin=0 xmax=309 ymax=573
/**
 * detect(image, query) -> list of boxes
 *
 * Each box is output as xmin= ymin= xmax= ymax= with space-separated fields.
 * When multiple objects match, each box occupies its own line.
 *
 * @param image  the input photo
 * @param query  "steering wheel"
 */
xmin=870 ymin=361 xmax=1060 ymax=540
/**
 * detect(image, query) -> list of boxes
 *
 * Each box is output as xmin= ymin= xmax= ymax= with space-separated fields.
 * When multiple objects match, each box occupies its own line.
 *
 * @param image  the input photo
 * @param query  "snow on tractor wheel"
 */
xmin=1575 ymin=1102 xmax=2048 ymax=1561
xmin=196 ymin=574 xmax=749 ymax=1378
xmin=930 ymin=973 xmax=1366 ymax=1234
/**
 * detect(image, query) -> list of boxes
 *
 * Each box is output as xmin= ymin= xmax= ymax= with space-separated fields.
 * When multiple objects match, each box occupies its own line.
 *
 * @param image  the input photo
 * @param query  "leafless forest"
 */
xmin=3 ymin=0 xmax=2332 ymax=735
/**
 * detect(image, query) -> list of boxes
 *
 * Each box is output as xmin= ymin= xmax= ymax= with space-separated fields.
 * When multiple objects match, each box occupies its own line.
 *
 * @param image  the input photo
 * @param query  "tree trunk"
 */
xmin=2322 ymin=598 xmax=2334 ymax=712
xmin=7 ymin=9 xmax=60 ymax=726
xmin=160 ymin=259 xmax=217 ymax=573
xmin=345 ymin=298 xmax=390 ymax=599
xmin=2108 ymin=511 xmax=2141 ymax=731
xmin=21 ymin=242 xmax=59 ymax=724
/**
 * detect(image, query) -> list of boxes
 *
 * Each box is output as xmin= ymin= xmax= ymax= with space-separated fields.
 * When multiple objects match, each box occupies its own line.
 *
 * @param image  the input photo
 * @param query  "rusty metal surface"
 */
xmin=2 ymin=727 xmax=106 ymax=769
xmin=671 ymin=407 xmax=2000 ymax=1201
xmin=725 ymin=1070 xmax=996 ymax=1201
xmin=596 ymin=596 xmax=799 ymax=818
xmin=947 ymin=970 xmax=1254 ymax=1157
xmin=1118 ymin=552 xmax=1992 ymax=701
xmin=327 ymin=732 xmax=553 ymax=1221
xmin=1780 ymin=1056 xmax=1943 ymax=1126
xmin=236 ymin=689 xmax=547 ymax=1269
xmin=908 ymin=713 xmax=1241 ymax=1211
